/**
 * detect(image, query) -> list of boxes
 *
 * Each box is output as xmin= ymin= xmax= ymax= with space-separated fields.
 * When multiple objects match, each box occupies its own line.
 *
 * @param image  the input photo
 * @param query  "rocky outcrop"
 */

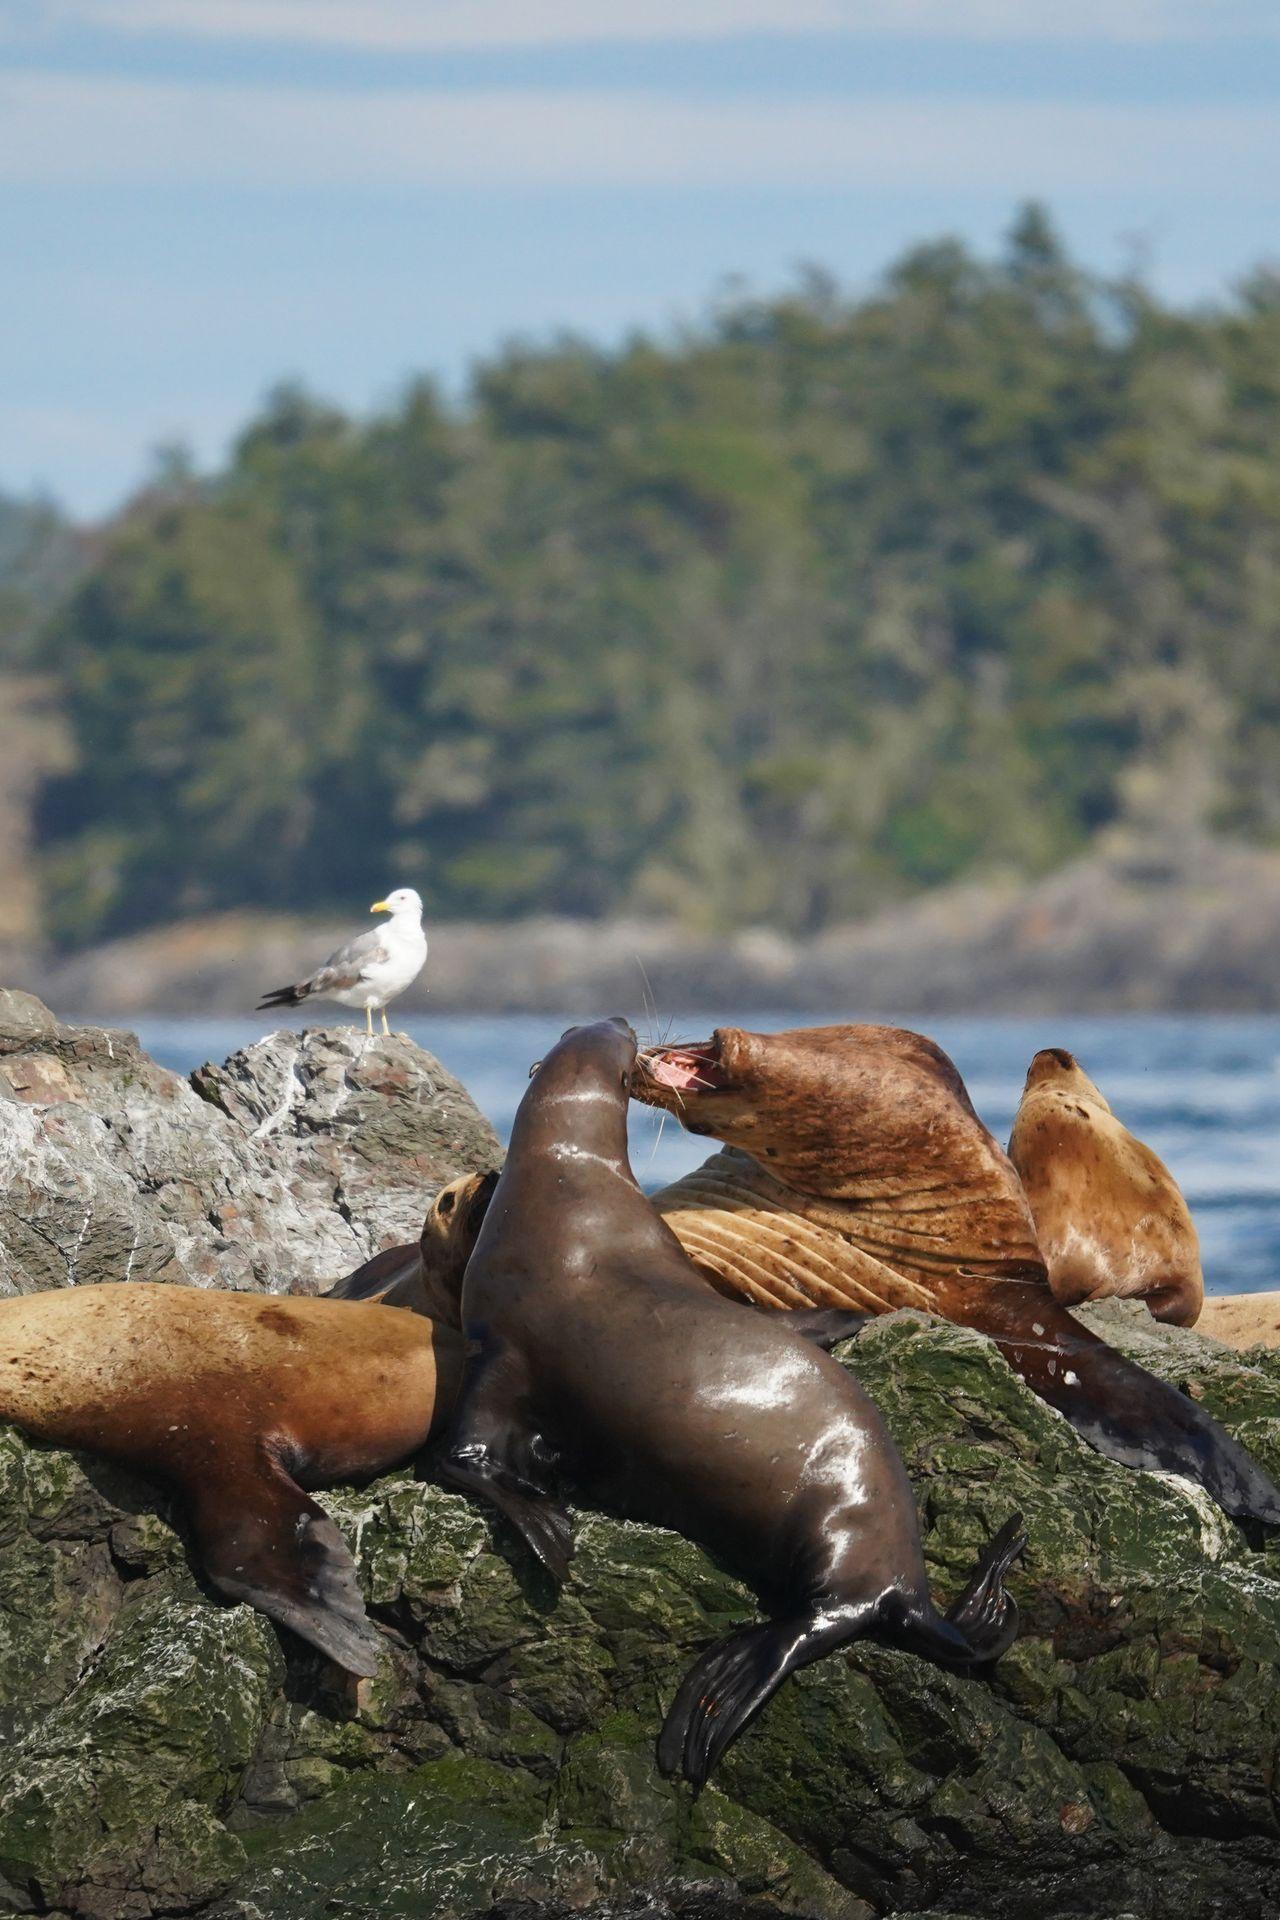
xmin=0 ymin=991 xmax=499 ymax=1297
xmin=3 ymin=1309 xmax=1280 ymax=1918
xmin=3 ymin=1004 xmax=1280 ymax=1918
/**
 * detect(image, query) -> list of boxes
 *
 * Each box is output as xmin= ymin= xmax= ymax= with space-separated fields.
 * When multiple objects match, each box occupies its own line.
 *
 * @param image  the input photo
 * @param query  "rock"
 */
xmin=0 ymin=996 xmax=499 ymax=1296
xmin=4 ymin=1010 xmax=1280 ymax=1916
xmin=191 ymin=1024 xmax=501 ymax=1256
xmin=4 ymin=1297 xmax=1280 ymax=1916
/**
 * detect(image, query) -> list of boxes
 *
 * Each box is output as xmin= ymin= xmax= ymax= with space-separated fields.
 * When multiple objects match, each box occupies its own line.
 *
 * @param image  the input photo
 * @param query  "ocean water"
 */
xmin=132 ymin=1010 xmax=1280 ymax=1298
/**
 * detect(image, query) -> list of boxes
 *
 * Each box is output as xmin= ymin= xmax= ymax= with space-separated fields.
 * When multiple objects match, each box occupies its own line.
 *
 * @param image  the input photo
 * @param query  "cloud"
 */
xmin=37 ymin=0 xmax=1280 ymax=51
xmin=0 ymin=71 xmax=1274 ymax=195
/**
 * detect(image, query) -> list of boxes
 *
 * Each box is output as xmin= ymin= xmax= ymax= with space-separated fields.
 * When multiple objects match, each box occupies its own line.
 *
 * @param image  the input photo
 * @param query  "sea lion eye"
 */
xmin=438 ymin=1189 xmax=456 ymax=1218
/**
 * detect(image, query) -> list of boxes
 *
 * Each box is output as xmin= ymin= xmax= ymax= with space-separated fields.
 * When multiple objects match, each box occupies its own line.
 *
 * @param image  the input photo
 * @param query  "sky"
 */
xmin=2 ymin=1 xmax=1279 ymax=519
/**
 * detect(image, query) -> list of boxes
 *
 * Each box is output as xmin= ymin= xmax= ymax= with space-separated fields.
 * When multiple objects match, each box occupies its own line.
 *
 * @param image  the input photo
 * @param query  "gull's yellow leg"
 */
xmin=365 ymin=1006 xmax=373 ymax=1036
xmin=381 ymin=1009 xmax=391 ymax=1035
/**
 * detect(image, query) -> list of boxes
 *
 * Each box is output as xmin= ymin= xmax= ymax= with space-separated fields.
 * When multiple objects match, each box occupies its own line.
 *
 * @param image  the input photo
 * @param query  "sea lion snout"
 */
xmin=1023 ymin=1047 xmax=1107 ymax=1107
xmin=428 ymin=1167 xmax=499 ymax=1234
xmin=531 ymin=1017 xmax=637 ymax=1082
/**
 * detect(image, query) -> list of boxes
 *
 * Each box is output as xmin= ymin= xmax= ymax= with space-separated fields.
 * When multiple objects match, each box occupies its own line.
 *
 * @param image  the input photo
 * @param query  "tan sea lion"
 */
xmin=324 ymin=1169 xmax=500 ymax=1319
xmin=1197 ymin=1292 xmax=1280 ymax=1350
xmin=440 ymin=1018 xmax=1024 ymax=1788
xmin=1008 ymin=1048 xmax=1203 ymax=1327
xmin=630 ymin=1023 xmax=1280 ymax=1527
xmin=0 ymin=1285 xmax=463 ymax=1673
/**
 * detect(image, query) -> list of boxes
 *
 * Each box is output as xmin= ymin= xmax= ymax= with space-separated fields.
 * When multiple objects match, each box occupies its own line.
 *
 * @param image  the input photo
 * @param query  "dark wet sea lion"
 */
xmin=441 ymin=1017 xmax=1024 ymax=1788
xmin=325 ymin=1168 xmax=500 ymax=1320
xmin=1008 ymin=1048 xmax=1203 ymax=1327
xmin=634 ymin=1023 xmax=1280 ymax=1527
xmin=0 ymin=1285 xmax=463 ymax=1673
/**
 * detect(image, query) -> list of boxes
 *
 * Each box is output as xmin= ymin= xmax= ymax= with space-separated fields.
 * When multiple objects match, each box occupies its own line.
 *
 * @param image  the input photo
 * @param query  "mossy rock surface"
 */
xmin=5 ymin=1304 xmax=1280 ymax=1917
xmin=2 ymin=1009 xmax=1280 ymax=1916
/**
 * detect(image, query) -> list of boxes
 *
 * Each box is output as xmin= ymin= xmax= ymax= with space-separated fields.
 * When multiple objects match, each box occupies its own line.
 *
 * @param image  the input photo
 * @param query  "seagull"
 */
xmin=256 ymin=888 xmax=428 ymax=1036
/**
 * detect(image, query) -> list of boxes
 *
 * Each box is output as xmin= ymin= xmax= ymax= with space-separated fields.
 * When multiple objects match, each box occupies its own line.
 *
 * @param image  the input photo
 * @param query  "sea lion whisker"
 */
xmin=632 ymin=954 xmax=667 ymax=1054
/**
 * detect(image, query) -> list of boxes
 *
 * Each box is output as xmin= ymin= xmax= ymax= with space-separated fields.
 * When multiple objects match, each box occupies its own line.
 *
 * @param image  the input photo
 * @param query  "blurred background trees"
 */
xmin=8 ymin=207 xmax=1280 ymax=947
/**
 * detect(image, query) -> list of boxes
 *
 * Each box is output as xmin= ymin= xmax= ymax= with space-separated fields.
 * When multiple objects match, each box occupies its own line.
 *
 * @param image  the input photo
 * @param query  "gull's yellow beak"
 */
xmin=370 ymin=899 xmax=390 ymax=914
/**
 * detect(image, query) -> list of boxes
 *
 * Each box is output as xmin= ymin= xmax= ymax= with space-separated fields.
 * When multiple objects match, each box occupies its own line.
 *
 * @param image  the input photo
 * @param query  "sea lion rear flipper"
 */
xmin=779 ymin=1307 xmax=873 ymax=1350
xmin=942 ymin=1512 xmax=1025 ymax=1662
xmin=188 ymin=1452 xmax=384 ymax=1677
xmin=658 ymin=1600 xmax=872 ymax=1790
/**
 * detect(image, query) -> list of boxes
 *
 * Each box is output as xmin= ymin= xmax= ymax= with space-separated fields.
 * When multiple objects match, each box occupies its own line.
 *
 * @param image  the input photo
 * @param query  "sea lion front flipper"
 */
xmin=953 ymin=1288 xmax=1280 ymax=1527
xmin=779 ymin=1307 xmax=874 ymax=1349
xmin=187 ymin=1451 xmax=384 ymax=1676
xmin=439 ymin=1451 xmax=574 ymax=1583
xmin=325 ymin=1244 xmax=428 ymax=1314
xmin=441 ymin=1335 xmax=574 ymax=1583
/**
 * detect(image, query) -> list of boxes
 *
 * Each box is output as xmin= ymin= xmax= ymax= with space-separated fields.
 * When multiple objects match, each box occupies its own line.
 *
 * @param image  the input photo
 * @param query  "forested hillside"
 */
xmin=20 ymin=207 xmax=1280 ymax=947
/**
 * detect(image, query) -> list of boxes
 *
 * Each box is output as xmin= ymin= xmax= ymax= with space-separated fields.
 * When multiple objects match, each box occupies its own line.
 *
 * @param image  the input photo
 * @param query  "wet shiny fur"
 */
xmin=442 ymin=1018 xmax=1024 ymax=1787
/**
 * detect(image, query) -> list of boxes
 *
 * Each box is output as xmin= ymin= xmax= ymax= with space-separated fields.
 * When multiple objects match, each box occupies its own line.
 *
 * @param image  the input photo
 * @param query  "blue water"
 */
xmin=131 ymin=1011 xmax=1280 ymax=1298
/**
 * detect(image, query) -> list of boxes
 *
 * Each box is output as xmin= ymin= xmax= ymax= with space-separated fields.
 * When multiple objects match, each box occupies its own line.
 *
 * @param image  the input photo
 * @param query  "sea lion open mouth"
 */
xmin=636 ymin=1035 xmax=731 ymax=1101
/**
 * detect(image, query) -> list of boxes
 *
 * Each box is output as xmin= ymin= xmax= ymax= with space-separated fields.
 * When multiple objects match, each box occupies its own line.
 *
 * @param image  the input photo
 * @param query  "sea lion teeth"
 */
xmin=440 ymin=1015 xmax=1024 ymax=1788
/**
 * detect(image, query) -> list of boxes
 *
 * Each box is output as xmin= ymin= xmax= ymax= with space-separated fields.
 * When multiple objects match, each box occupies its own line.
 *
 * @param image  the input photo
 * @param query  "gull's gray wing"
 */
xmin=304 ymin=925 xmax=391 ymax=995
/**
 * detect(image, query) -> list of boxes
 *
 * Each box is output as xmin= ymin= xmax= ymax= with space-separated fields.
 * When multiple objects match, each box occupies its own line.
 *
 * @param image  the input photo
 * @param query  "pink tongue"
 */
xmin=648 ymin=1053 xmax=705 ymax=1091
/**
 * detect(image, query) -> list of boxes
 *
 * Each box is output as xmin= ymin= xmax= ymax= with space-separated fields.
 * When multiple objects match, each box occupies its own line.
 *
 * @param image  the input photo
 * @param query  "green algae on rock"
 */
xmin=5 ymin=1307 xmax=1280 ymax=1917
xmin=4 ymin=1008 xmax=1280 ymax=1916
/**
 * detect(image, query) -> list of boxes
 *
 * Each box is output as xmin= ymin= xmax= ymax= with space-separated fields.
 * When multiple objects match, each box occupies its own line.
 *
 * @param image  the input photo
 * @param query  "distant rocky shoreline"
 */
xmin=13 ymin=834 xmax=1280 ymax=1019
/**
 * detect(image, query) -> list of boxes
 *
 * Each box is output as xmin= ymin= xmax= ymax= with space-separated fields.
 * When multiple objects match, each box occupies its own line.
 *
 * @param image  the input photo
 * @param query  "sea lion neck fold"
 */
xmin=637 ymin=1022 xmax=1045 ymax=1280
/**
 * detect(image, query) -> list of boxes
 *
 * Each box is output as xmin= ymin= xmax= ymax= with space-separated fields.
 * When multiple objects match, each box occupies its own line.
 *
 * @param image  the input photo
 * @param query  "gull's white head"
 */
xmin=370 ymin=887 xmax=424 ymax=918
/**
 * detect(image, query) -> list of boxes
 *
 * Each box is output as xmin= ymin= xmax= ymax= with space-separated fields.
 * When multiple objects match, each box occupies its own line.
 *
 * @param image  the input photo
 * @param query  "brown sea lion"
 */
xmin=325 ymin=1168 xmax=500 ymax=1319
xmin=1197 ymin=1292 xmax=1280 ymax=1350
xmin=632 ymin=1023 xmax=1280 ymax=1528
xmin=440 ymin=1017 xmax=1024 ymax=1789
xmin=1008 ymin=1048 xmax=1204 ymax=1327
xmin=0 ymin=1285 xmax=462 ymax=1673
